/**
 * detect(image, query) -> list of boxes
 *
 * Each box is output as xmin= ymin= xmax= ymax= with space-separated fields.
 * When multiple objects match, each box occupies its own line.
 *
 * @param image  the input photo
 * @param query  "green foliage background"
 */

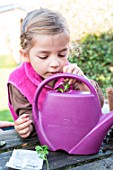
xmin=69 ymin=31 xmax=113 ymax=95
xmin=49 ymin=0 xmax=113 ymax=96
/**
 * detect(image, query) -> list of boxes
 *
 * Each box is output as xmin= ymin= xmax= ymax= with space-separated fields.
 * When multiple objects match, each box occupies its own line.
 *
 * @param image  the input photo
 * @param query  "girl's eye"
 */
xmin=37 ymin=56 xmax=48 ymax=59
xmin=58 ymin=54 xmax=66 ymax=58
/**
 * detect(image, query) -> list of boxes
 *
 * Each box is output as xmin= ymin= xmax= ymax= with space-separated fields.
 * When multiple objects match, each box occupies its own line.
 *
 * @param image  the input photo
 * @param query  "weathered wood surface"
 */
xmin=1 ymin=129 xmax=113 ymax=170
xmin=0 ymin=130 xmax=39 ymax=152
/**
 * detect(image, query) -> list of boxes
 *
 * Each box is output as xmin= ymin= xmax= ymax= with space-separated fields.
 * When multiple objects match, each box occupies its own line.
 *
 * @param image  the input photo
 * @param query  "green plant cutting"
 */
xmin=57 ymin=82 xmax=70 ymax=93
xmin=35 ymin=145 xmax=49 ymax=170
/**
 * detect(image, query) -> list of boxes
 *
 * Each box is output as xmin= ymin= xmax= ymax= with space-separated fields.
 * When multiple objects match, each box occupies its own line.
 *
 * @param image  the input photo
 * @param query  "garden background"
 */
xmin=0 ymin=0 xmax=113 ymax=122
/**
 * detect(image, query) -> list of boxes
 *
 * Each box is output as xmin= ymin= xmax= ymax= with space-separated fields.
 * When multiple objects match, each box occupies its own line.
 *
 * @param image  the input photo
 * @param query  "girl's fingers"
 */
xmin=63 ymin=64 xmax=89 ymax=91
xmin=17 ymin=124 xmax=33 ymax=138
xmin=63 ymin=63 xmax=78 ymax=73
xmin=68 ymin=69 xmax=84 ymax=84
xmin=14 ymin=114 xmax=30 ymax=126
xmin=63 ymin=64 xmax=85 ymax=84
xmin=63 ymin=64 xmax=77 ymax=83
xmin=19 ymin=114 xmax=30 ymax=119
xmin=69 ymin=68 xmax=84 ymax=84
xmin=18 ymin=126 xmax=30 ymax=135
xmin=63 ymin=64 xmax=84 ymax=76
xmin=15 ymin=119 xmax=32 ymax=132
xmin=14 ymin=114 xmax=33 ymax=138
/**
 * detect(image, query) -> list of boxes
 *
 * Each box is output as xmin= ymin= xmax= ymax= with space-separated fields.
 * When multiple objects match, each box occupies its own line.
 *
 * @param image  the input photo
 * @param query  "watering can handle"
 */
xmin=33 ymin=73 xmax=99 ymax=119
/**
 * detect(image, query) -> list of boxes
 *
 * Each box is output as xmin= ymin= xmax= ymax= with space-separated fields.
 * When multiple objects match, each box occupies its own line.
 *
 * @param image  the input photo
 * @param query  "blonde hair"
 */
xmin=20 ymin=8 xmax=70 ymax=51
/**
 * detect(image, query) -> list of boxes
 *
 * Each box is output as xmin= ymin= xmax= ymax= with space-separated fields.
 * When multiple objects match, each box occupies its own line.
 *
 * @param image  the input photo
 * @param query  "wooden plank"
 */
xmin=0 ymin=151 xmax=12 ymax=170
xmin=1 ymin=149 xmax=113 ymax=170
xmin=0 ymin=130 xmax=39 ymax=152
xmin=1 ymin=130 xmax=113 ymax=169
xmin=70 ymin=155 xmax=113 ymax=170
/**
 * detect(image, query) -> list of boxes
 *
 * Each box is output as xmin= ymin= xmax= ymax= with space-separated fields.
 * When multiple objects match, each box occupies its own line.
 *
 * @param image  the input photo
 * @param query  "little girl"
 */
xmin=7 ymin=8 xmax=104 ymax=138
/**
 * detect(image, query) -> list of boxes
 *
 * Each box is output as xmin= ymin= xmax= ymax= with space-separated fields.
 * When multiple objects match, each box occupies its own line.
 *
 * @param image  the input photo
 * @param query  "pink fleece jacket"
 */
xmin=8 ymin=62 xmax=62 ymax=120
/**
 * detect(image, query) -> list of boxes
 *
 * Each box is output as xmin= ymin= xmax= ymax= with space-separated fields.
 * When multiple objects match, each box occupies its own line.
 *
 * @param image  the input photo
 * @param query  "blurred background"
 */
xmin=0 ymin=0 xmax=113 ymax=121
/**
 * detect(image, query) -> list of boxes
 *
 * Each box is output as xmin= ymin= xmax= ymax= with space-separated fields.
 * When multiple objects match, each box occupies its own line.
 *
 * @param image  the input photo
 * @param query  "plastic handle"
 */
xmin=33 ymin=73 xmax=99 ymax=119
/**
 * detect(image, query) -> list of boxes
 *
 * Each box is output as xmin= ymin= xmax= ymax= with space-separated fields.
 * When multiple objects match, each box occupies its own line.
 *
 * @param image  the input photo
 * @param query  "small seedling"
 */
xmin=35 ymin=145 xmax=49 ymax=170
xmin=57 ymin=82 xmax=70 ymax=93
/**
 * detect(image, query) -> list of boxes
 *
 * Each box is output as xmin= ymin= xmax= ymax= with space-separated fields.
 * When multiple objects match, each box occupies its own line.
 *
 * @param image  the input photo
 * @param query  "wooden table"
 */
xmin=1 ymin=129 xmax=113 ymax=170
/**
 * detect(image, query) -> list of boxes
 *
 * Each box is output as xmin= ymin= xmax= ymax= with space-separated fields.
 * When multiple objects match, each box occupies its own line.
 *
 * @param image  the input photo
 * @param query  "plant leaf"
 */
xmin=64 ymin=83 xmax=70 ymax=91
xmin=57 ymin=88 xmax=64 ymax=93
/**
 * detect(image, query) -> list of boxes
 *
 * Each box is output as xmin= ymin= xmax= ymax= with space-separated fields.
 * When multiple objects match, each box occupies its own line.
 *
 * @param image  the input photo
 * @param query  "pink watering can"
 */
xmin=33 ymin=73 xmax=113 ymax=155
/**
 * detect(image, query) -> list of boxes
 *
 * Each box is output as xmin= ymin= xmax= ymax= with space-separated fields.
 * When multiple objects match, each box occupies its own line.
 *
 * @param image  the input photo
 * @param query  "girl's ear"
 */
xmin=19 ymin=49 xmax=30 ymax=62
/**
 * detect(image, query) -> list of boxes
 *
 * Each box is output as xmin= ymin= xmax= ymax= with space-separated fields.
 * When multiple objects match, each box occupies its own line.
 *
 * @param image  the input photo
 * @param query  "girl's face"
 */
xmin=22 ymin=33 xmax=70 ymax=80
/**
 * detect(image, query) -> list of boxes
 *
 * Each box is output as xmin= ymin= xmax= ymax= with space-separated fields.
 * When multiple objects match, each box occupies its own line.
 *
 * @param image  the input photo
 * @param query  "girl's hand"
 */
xmin=63 ymin=63 xmax=84 ymax=77
xmin=63 ymin=63 xmax=89 ymax=91
xmin=14 ymin=114 xmax=33 ymax=138
xmin=63 ymin=63 xmax=84 ymax=84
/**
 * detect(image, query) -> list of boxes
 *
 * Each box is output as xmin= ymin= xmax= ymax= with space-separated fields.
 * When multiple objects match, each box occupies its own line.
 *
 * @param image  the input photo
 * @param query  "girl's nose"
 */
xmin=49 ymin=58 xmax=59 ymax=67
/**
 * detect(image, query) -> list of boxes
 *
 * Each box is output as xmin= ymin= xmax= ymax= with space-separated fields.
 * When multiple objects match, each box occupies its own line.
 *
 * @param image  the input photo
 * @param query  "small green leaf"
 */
xmin=42 ymin=145 xmax=49 ymax=150
xmin=57 ymin=82 xmax=70 ymax=93
xmin=64 ymin=83 xmax=70 ymax=91
xmin=35 ymin=145 xmax=43 ymax=152
xmin=57 ymin=88 xmax=64 ymax=93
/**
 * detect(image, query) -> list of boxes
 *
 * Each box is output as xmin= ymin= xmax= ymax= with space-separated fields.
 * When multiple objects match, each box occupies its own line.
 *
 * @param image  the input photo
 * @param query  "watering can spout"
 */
xmin=69 ymin=110 xmax=113 ymax=155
